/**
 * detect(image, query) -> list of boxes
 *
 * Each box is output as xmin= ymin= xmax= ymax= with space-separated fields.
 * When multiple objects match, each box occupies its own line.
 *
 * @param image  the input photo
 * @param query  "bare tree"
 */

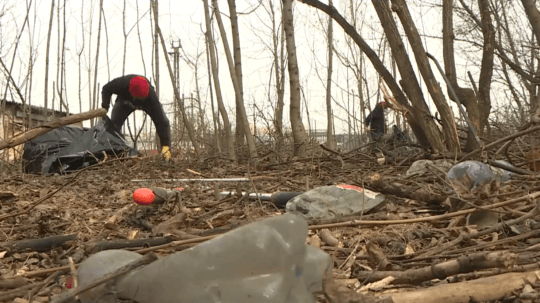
xmin=77 ymin=0 xmax=85 ymax=114
xmin=57 ymin=0 xmax=68 ymax=115
xmin=91 ymin=0 xmax=103 ymax=127
xmin=153 ymin=0 xmax=159 ymax=97
xmin=476 ymin=0 xmax=495 ymax=137
xmin=372 ymin=0 xmax=446 ymax=152
xmin=203 ymin=0 xmax=235 ymax=160
xmin=43 ymin=0 xmax=55 ymax=119
xmin=443 ymin=0 xmax=482 ymax=150
xmin=391 ymin=0 xmax=460 ymax=152
xmin=213 ymin=0 xmax=258 ymax=160
xmin=283 ymin=0 xmax=308 ymax=157
xmin=325 ymin=0 xmax=336 ymax=149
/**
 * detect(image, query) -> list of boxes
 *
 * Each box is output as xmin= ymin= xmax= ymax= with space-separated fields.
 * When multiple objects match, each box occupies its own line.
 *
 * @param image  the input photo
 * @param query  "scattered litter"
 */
xmin=406 ymin=159 xmax=454 ymax=178
xmin=285 ymin=185 xmax=386 ymax=220
xmin=447 ymin=160 xmax=495 ymax=192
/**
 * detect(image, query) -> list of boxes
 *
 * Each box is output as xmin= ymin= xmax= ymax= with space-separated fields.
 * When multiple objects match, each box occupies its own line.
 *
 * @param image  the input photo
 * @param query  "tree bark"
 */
xmin=391 ymin=0 xmax=460 ymax=153
xmin=325 ymin=0 xmax=336 ymax=149
xmin=0 ymin=109 xmax=107 ymax=151
xmin=203 ymin=0 xmax=235 ymax=160
xmin=442 ymin=0 xmax=480 ymax=151
xmin=213 ymin=0 xmax=258 ymax=160
xmin=227 ymin=0 xmax=246 ymax=150
xmin=477 ymin=0 xmax=495 ymax=138
xmin=92 ymin=0 xmax=103 ymax=127
xmin=153 ymin=0 xmax=159 ymax=97
xmin=372 ymin=0 xmax=446 ymax=152
xmin=43 ymin=0 xmax=55 ymax=119
xmin=270 ymin=0 xmax=286 ymax=150
xmin=283 ymin=0 xmax=308 ymax=157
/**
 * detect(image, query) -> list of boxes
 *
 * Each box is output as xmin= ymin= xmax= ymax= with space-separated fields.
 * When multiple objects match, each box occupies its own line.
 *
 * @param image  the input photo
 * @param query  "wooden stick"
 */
xmin=0 ymin=108 xmax=107 ymax=151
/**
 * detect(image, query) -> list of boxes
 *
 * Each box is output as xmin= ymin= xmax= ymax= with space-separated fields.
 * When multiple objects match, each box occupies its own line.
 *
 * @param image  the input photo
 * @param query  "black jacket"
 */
xmin=365 ymin=103 xmax=385 ymax=135
xmin=101 ymin=74 xmax=170 ymax=146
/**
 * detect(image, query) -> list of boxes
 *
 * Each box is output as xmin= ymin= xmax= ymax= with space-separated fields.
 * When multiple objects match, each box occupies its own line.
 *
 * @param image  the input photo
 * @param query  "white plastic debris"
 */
xmin=405 ymin=159 xmax=454 ymax=178
xmin=285 ymin=185 xmax=386 ymax=221
xmin=76 ymin=214 xmax=332 ymax=303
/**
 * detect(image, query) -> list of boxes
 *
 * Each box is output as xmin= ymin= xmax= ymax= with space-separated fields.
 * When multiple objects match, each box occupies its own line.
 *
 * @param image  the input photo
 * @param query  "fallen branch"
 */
xmin=0 ymin=234 xmax=78 ymax=256
xmin=0 ymin=108 xmax=107 ymax=151
xmin=380 ymin=270 xmax=539 ymax=303
xmin=85 ymin=237 xmax=174 ymax=255
xmin=355 ymin=251 xmax=517 ymax=284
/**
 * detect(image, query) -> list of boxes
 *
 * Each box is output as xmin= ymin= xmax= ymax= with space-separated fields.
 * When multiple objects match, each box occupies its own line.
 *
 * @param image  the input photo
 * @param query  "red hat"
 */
xmin=129 ymin=76 xmax=150 ymax=99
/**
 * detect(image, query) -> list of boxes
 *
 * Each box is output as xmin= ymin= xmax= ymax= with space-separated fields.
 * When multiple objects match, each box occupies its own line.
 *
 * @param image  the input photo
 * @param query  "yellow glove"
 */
xmin=161 ymin=145 xmax=171 ymax=161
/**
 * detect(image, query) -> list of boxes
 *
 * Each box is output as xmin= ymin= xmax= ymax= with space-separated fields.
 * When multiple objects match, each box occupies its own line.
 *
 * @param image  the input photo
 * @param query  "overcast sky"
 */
xmin=0 ymin=0 xmax=513 ymax=137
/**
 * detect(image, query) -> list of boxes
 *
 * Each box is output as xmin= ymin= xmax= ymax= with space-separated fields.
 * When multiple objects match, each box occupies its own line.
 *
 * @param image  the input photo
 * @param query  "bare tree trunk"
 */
xmin=152 ymin=0 xmax=159 ymax=97
xmin=43 ymin=0 xmax=55 ymax=119
xmin=443 ymin=0 xmax=480 ymax=151
xmin=205 ymin=34 xmax=221 ymax=154
xmin=203 ymin=0 xmax=235 ymax=160
xmin=57 ymin=0 xmax=68 ymax=115
xmin=325 ymin=0 xmax=336 ymax=149
xmin=151 ymin=0 xmax=201 ymax=157
xmin=122 ymin=0 xmax=128 ymax=76
xmin=55 ymin=0 xmax=60 ymax=114
xmin=135 ymin=0 xmax=147 ymax=76
xmin=92 ymin=0 xmax=103 ymax=127
xmin=269 ymin=0 xmax=286 ymax=150
xmin=88 ymin=1 xmax=94 ymax=126
xmin=213 ymin=0 xmax=258 ymax=160
xmin=391 ymin=0 xmax=460 ymax=152
xmin=283 ymin=0 xmax=308 ymax=157
xmin=225 ymin=0 xmax=246 ymax=150
xmin=477 ymin=0 xmax=495 ymax=138
xmin=372 ymin=0 xmax=446 ymax=152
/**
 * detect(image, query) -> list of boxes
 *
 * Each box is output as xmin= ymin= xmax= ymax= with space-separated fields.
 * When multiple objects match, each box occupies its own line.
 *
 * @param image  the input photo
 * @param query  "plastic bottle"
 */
xmin=76 ymin=214 xmax=332 ymax=303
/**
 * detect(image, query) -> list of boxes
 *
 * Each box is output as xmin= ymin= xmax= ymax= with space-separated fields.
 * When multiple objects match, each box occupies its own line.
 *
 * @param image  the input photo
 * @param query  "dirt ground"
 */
xmin=1 ymin=140 xmax=540 ymax=303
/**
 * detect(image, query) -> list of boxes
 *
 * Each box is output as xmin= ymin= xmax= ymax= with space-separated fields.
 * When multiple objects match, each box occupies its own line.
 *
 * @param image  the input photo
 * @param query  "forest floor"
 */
xmin=0 ymin=140 xmax=539 ymax=303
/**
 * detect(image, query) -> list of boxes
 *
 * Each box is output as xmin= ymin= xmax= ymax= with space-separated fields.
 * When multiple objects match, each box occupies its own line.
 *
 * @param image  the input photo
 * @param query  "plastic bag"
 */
xmin=285 ymin=185 xmax=386 ymax=221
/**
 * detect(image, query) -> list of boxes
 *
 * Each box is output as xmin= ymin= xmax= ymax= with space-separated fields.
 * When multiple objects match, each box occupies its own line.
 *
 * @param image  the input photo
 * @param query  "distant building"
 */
xmin=0 ymin=100 xmax=83 ymax=161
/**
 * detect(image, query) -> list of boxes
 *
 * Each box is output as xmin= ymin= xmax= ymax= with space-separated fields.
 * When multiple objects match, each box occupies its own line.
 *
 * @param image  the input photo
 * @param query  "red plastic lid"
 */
xmin=133 ymin=188 xmax=155 ymax=205
xmin=336 ymin=184 xmax=362 ymax=192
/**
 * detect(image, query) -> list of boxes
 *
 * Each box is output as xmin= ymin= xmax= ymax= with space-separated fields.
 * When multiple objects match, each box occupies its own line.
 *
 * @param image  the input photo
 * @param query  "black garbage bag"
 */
xmin=22 ymin=116 xmax=138 ymax=174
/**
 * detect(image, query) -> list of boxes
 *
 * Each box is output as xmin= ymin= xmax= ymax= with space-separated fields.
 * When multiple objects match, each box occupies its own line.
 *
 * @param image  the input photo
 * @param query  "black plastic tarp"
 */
xmin=22 ymin=116 xmax=138 ymax=174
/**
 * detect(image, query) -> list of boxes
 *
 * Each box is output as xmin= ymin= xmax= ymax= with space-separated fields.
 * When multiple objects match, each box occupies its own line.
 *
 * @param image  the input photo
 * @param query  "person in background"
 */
xmin=101 ymin=74 xmax=171 ymax=161
xmin=392 ymin=124 xmax=408 ymax=141
xmin=365 ymin=102 xmax=386 ymax=141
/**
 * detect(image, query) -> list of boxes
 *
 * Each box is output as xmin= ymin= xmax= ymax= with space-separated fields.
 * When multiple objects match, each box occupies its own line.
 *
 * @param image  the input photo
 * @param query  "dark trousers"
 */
xmin=110 ymin=99 xmax=135 ymax=131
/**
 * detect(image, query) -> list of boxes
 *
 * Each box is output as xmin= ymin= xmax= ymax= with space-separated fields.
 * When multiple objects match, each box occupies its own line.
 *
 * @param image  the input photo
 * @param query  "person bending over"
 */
xmin=101 ymin=74 xmax=171 ymax=161
xmin=366 ymin=102 xmax=386 ymax=141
